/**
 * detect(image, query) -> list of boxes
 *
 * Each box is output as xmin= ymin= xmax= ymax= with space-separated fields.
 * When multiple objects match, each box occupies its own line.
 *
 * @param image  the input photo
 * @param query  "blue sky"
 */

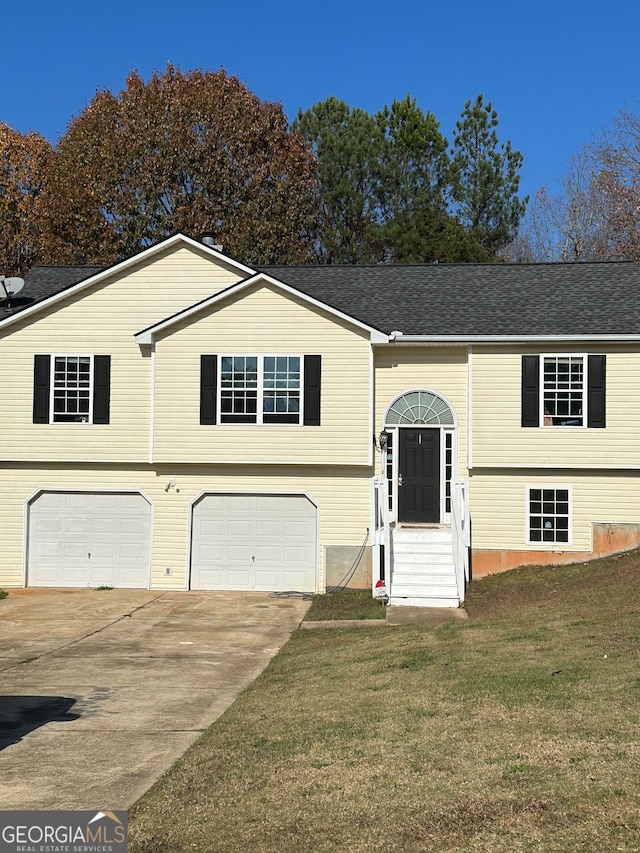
xmin=3 ymin=0 xmax=639 ymax=203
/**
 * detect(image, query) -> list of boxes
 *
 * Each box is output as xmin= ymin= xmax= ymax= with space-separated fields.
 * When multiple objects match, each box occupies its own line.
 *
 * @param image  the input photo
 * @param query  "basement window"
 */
xmin=528 ymin=487 xmax=571 ymax=544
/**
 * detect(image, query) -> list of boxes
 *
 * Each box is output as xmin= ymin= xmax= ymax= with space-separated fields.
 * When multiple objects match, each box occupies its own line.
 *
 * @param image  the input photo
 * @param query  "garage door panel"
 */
xmin=65 ymin=518 xmax=90 ymax=535
xmin=93 ymin=518 xmax=117 ymax=535
xmin=28 ymin=491 xmax=151 ymax=588
xmin=91 ymin=543 xmax=117 ymax=559
xmin=191 ymin=493 xmax=317 ymax=592
xmin=231 ymin=495 xmax=254 ymax=512
xmin=64 ymin=541 xmax=87 ymax=559
xmin=63 ymin=565 xmax=91 ymax=585
xmin=283 ymin=545 xmax=312 ymax=561
xmin=34 ymin=517 xmax=63 ymax=535
xmin=198 ymin=569 xmax=225 ymax=587
xmin=228 ymin=519 xmax=254 ymax=537
xmin=255 ymin=520 xmax=278 ymax=537
xmin=228 ymin=544 xmax=254 ymax=561
xmin=283 ymin=569 xmax=312 ymax=588
xmin=254 ymin=571 xmax=279 ymax=588
xmin=227 ymin=569 xmax=253 ymax=587
xmin=120 ymin=543 xmax=147 ymax=559
xmin=255 ymin=545 xmax=280 ymax=563
xmin=199 ymin=519 xmax=224 ymax=537
xmin=284 ymin=519 xmax=313 ymax=537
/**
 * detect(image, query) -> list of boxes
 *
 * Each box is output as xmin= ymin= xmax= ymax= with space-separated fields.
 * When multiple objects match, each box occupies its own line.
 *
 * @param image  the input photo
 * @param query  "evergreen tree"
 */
xmin=296 ymin=95 xmax=490 ymax=263
xmin=294 ymin=97 xmax=385 ymax=263
xmin=449 ymin=94 xmax=527 ymax=253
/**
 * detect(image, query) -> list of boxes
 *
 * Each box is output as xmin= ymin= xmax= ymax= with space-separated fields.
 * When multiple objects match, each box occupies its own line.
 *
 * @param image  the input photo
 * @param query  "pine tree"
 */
xmin=449 ymin=94 xmax=527 ymax=253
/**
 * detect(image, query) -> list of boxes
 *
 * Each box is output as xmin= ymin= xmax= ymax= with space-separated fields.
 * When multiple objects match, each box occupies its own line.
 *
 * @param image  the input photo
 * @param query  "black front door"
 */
xmin=398 ymin=428 xmax=441 ymax=523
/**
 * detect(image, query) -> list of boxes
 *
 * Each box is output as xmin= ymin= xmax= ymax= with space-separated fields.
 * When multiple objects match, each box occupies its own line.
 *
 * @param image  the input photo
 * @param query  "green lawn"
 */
xmin=129 ymin=550 xmax=640 ymax=852
xmin=304 ymin=588 xmax=386 ymax=621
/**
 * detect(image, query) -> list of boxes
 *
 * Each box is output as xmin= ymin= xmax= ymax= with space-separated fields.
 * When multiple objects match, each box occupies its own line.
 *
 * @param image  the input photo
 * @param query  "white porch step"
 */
xmin=391 ymin=586 xmax=458 ymax=601
xmin=389 ymin=525 xmax=459 ymax=608
xmin=392 ymin=527 xmax=452 ymax=543
xmin=389 ymin=595 xmax=460 ymax=608
xmin=392 ymin=571 xmax=456 ymax=587
xmin=392 ymin=552 xmax=455 ymax=568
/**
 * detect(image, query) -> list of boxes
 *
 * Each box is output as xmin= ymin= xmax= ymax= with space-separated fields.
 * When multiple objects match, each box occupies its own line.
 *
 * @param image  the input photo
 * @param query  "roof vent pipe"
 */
xmin=201 ymin=233 xmax=223 ymax=252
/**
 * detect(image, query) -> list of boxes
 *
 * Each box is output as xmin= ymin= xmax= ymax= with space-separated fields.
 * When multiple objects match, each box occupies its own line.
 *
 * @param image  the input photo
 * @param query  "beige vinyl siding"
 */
xmin=470 ymin=469 xmax=640 ymax=552
xmin=152 ymin=283 xmax=372 ymax=465
xmin=374 ymin=346 xmax=469 ymax=478
xmin=0 ymin=245 xmax=244 ymax=463
xmin=0 ymin=464 xmax=371 ymax=591
xmin=472 ymin=346 xmax=640 ymax=468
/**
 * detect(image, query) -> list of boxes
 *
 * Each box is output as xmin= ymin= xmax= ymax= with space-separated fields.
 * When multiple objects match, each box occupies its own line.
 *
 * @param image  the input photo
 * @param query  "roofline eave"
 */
xmin=381 ymin=334 xmax=640 ymax=344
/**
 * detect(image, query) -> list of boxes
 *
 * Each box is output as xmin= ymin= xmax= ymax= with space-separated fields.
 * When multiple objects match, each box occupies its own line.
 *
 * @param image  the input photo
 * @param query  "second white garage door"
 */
xmin=28 ymin=491 xmax=152 ymax=588
xmin=191 ymin=493 xmax=317 ymax=592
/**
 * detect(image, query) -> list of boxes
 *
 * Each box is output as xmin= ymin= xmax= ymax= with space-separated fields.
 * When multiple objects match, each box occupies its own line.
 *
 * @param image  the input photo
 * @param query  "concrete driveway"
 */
xmin=0 ymin=588 xmax=309 ymax=810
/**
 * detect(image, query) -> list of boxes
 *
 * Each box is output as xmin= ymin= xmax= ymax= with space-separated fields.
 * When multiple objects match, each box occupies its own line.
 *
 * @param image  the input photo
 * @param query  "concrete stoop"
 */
xmin=385 ymin=605 xmax=469 ymax=626
xmin=300 ymin=606 xmax=468 ymax=630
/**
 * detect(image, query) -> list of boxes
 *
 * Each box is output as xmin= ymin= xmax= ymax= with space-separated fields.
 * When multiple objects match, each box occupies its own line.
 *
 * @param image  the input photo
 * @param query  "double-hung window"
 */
xmin=521 ymin=354 xmax=606 ymax=429
xmin=33 ymin=354 xmax=111 ymax=424
xmin=53 ymin=355 xmax=92 ymax=422
xmin=200 ymin=354 xmax=321 ymax=427
xmin=220 ymin=355 xmax=302 ymax=424
xmin=542 ymin=355 xmax=585 ymax=426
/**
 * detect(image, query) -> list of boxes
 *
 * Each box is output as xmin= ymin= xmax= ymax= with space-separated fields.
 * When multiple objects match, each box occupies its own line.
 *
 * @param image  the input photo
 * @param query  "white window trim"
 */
xmin=50 ymin=354 xmax=94 ymax=424
xmin=540 ymin=353 xmax=587 ymax=429
xmin=218 ymin=354 xmax=304 ymax=426
xmin=526 ymin=484 xmax=573 ymax=547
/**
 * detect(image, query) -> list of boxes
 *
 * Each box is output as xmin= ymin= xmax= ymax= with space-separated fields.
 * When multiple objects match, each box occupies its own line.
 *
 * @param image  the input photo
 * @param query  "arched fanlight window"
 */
xmin=385 ymin=390 xmax=454 ymax=425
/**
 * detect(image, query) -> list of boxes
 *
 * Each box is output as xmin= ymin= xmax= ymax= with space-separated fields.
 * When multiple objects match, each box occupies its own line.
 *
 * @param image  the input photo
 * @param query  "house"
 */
xmin=1 ymin=233 xmax=639 ymax=607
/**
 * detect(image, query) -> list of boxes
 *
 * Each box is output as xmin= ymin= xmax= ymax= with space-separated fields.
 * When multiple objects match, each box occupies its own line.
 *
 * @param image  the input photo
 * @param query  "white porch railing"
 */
xmin=371 ymin=479 xmax=391 ymax=593
xmin=451 ymin=478 xmax=470 ymax=603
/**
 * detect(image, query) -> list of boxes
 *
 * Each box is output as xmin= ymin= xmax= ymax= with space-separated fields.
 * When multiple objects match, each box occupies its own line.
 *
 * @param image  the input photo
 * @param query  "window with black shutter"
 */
xmin=521 ymin=354 xmax=606 ymax=428
xmin=33 ymin=354 xmax=111 ymax=424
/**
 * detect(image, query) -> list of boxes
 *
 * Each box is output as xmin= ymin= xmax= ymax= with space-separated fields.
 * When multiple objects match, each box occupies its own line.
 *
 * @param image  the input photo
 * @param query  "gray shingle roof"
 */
xmin=259 ymin=262 xmax=640 ymax=337
xmin=0 ymin=265 xmax=105 ymax=318
xmin=10 ymin=259 xmax=640 ymax=338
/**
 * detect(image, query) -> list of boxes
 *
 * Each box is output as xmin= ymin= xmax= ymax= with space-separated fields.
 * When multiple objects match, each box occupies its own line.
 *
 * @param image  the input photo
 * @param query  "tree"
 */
xmin=41 ymin=65 xmax=319 ymax=265
xmin=0 ymin=123 xmax=53 ymax=276
xmin=591 ymin=107 xmax=640 ymax=261
xmin=449 ymin=94 xmax=527 ymax=253
xmin=379 ymin=97 xmax=491 ymax=262
xmin=504 ymin=147 xmax=608 ymax=262
xmin=294 ymin=97 xmax=386 ymax=264
xmin=295 ymin=95 xmax=491 ymax=263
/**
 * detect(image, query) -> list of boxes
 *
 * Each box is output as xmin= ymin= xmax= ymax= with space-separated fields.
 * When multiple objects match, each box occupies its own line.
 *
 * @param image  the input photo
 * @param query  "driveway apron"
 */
xmin=0 ymin=589 xmax=309 ymax=810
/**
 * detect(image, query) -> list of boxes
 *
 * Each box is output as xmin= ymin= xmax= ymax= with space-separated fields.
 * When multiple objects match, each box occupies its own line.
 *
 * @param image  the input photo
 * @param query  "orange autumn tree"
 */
xmin=43 ymin=65 xmax=319 ymax=265
xmin=0 ymin=123 xmax=53 ymax=276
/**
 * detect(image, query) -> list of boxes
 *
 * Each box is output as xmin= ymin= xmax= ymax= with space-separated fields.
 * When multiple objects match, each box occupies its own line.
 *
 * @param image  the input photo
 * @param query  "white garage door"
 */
xmin=191 ymin=493 xmax=317 ymax=592
xmin=28 ymin=491 xmax=152 ymax=588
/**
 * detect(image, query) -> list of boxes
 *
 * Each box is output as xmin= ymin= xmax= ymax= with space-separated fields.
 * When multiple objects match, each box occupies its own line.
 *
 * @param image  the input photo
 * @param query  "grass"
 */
xmin=0 ymin=589 xmax=7 ymax=600
xmin=129 ymin=549 xmax=640 ymax=852
xmin=304 ymin=589 xmax=386 ymax=621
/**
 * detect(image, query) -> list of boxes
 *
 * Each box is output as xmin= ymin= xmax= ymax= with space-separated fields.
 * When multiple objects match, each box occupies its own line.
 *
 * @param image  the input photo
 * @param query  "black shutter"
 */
xmin=200 ymin=355 xmax=218 ymax=425
xmin=33 ymin=354 xmax=51 ymax=424
xmin=303 ymin=355 xmax=321 ymax=426
xmin=92 ymin=355 xmax=111 ymax=424
xmin=521 ymin=355 xmax=540 ymax=427
xmin=587 ymin=354 xmax=606 ymax=428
